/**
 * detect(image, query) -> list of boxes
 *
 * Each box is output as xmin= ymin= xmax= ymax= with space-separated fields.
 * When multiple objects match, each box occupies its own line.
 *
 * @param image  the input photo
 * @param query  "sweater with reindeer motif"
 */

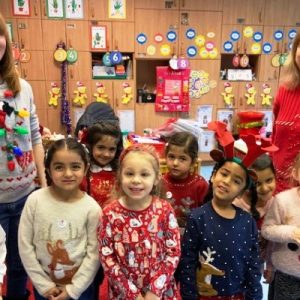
xmin=179 ymin=202 xmax=262 ymax=300
xmin=18 ymin=187 xmax=101 ymax=300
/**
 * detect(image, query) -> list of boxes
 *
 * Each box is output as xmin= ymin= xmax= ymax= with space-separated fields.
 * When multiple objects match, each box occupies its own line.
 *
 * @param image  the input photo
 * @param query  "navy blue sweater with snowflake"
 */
xmin=179 ymin=202 xmax=262 ymax=300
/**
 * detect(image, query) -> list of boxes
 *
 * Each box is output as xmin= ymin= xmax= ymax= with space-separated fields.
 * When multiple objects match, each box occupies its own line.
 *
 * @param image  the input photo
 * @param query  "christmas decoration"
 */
xmin=73 ymin=81 xmax=87 ymax=106
xmin=221 ymin=82 xmax=234 ymax=106
xmin=48 ymin=82 xmax=61 ymax=107
xmin=121 ymin=82 xmax=133 ymax=104
xmin=245 ymin=83 xmax=257 ymax=105
xmin=260 ymin=83 xmax=272 ymax=106
xmin=93 ymin=82 xmax=109 ymax=103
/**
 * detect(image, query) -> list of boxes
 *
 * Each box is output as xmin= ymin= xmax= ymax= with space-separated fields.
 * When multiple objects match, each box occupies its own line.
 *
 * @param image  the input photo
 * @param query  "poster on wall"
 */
xmin=12 ymin=0 xmax=30 ymax=16
xmin=259 ymin=110 xmax=273 ymax=136
xmin=65 ymin=0 xmax=84 ymax=19
xmin=6 ymin=23 xmax=13 ymax=41
xmin=217 ymin=109 xmax=234 ymax=132
xmin=199 ymin=131 xmax=215 ymax=153
xmin=90 ymin=25 xmax=107 ymax=50
xmin=197 ymin=105 xmax=213 ymax=128
xmin=46 ymin=0 xmax=65 ymax=18
xmin=109 ymin=0 xmax=126 ymax=19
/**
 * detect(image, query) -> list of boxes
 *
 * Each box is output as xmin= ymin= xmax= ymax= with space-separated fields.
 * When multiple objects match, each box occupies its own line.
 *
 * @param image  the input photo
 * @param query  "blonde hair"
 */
xmin=281 ymin=32 xmax=300 ymax=90
xmin=289 ymin=152 xmax=300 ymax=187
xmin=115 ymin=144 xmax=161 ymax=197
xmin=0 ymin=13 xmax=20 ymax=96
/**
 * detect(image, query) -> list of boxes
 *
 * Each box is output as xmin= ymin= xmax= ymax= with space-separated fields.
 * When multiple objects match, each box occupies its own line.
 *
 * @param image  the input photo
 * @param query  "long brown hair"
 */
xmin=0 ymin=13 xmax=20 ymax=96
xmin=281 ymin=32 xmax=300 ymax=90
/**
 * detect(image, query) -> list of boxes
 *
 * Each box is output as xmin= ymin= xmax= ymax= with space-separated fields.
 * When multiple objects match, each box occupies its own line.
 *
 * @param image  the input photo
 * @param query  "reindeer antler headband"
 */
xmin=208 ymin=121 xmax=278 ymax=172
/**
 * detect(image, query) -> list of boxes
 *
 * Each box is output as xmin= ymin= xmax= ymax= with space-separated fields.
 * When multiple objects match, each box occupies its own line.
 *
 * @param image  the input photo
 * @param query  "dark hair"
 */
xmin=44 ymin=138 xmax=89 ymax=186
xmin=0 ymin=13 xmax=20 ymax=96
xmin=74 ymin=102 xmax=119 ymax=137
xmin=165 ymin=131 xmax=198 ymax=163
xmin=247 ymin=154 xmax=275 ymax=220
xmin=203 ymin=159 xmax=252 ymax=205
xmin=86 ymin=121 xmax=123 ymax=171
xmin=282 ymin=31 xmax=300 ymax=90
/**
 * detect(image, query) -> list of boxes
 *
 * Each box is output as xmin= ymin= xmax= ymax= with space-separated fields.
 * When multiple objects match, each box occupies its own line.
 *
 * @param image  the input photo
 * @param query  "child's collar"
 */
xmin=90 ymin=163 xmax=112 ymax=173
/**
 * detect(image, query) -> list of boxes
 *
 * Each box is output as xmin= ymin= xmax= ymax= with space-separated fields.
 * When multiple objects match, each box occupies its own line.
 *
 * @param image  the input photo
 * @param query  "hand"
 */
xmin=144 ymin=290 xmax=160 ymax=300
xmin=136 ymin=293 xmax=144 ymax=300
xmin=44 ymin=287 xmax=61 ymax=299
xmin=263 ymin=269 xmax=274 ymax=284
xmin=293 ymin=228 xmax=300 ymax=244
xmin=49 ymin=287 xmax=70 ymax=300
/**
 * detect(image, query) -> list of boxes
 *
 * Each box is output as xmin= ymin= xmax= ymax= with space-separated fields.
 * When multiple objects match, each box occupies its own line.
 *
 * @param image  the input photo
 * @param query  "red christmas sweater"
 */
xmin=81 ymin=165 xmax=116 ymax=208
xmin=99 ymin=197 xmax=181 ymax=299
xmin=272 ymin=85 xmax=300 ymax=194
xmin=162 ymin=172 xmax=208 ymax=227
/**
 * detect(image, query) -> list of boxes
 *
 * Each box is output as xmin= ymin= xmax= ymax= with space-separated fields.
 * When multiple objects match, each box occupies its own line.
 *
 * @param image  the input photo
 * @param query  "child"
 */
xmin=18 ymin=138 xmax=101 ymax=300
xmin=162 ymin=131 xmax=208 ymax=230
xmin=80 ymin=121 xmax=123 ymax=300
xmin=99 ymin=144 xmax=181 ymax=299
xmin=179 ymin=121 xmax=278 ymax=300
xmin=262 ymin=153 xmax=300 ymax=300
xmin=233 ymin=154 xmax=276 ymax=295
xmin=0 ymin=225 xmax=6 ymax=300
xmin=81 ymin=121 xmax=123 ymax=208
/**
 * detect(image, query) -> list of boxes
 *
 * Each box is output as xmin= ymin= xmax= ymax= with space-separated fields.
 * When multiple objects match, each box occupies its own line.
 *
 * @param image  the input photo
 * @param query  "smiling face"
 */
xmin=48 ymin=147 xmax=87 ymax=198
xmin=120 ymin=152 xmax=159 ymax=207
xmin=166 ymin=145 xmax=193 ymax=179
xmin=0 ymin=35 xmax=6 ymax=62
xmin=92 ymin=135 xmax=118 ymax=167
xmin=255 ymin=167 xmax=276 ymax=204
xmin=212 ymin=161 xmax=247 ymax=206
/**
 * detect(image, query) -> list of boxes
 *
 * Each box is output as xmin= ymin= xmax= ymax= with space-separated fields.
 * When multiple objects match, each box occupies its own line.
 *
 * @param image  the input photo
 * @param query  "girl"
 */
xmin=262 ymin=153 xmax=300 ymax=300
xmin=179 ymin=122 xmax=269 ymax=300
xmin=162 ymin=131 xmax=208 ymax=229
xmin=81 ymin=121 xmax=123 ymax=208
xmin=0 ymin=13 xmax=46 ymax=300
xmin=99 ymin=144 xmax=181 ymax=300
xmin=80 ymin=121 xmax=123 ymax=300
xmin=18 ymin=138 xmax=101 ymax=300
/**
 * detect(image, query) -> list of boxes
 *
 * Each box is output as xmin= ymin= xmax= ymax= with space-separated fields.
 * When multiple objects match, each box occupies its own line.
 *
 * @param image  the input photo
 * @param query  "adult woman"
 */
xmin=0 ymin=13 xmax=46 ymax=300
xmin=272 ymin=32 xmax=300 ymax=194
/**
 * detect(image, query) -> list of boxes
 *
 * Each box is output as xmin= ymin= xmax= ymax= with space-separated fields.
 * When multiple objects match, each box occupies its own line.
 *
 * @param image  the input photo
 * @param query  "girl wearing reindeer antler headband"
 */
xmin=179 ymin=121 xmax=278 ymax=300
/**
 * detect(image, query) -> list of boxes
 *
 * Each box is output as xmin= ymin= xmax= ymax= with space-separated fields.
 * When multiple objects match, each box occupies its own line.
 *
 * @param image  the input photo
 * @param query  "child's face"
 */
xmin=120 ymin=152 xmax=158 ymax=205
xmin=92 ymin=135 xmax=118 ymax=167
xmin=255 ymin=167 xmax=276 ymax=203
xmin=166 ymin=145 xmax=193 ymax=179
xmin=48 ymin=148 xmax=86 ymax=195
xmin=0 ymin=35 xmax=6 ymax=62
xmin=212 ymin=161 xmax=247 ymax=205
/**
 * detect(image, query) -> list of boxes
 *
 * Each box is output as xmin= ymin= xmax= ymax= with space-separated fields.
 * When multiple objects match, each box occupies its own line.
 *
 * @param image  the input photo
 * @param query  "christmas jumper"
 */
xmin=261 ymin=187 xmax=300 ymax=279
xmin=18 ymin=187 xmax=101 ymax=300
xmin=162 ymin=173 xmax=208 ymax=228
xmin=179 ymin=202 xmax=262 ymax=300
xmin=0 ymin=225 xmax=6 ymax=284
xmin=81 ymin=164 xmax=116 ymax=208
xmin=99 ymin=197 xmax=181 ymax=300
xmin=0 ymin=79 xmax=41 ymax=203
xmin=272 ymin=85 xmax=300 ymax=194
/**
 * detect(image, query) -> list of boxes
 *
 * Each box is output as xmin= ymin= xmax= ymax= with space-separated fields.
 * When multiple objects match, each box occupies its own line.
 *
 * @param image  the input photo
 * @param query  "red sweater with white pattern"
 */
xmin=99 ymin=197 xmax=181 ymax=299
xmin=272 ymin=85 xmax=300 ymax=194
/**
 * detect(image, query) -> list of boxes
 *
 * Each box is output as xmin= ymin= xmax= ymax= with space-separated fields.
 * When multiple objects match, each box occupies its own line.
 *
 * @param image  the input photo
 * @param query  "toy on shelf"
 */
xmin=221 ymin=82 xmax=234 ymax=106
xmin=121 ymin=82 xmax=133 ymax=104
xmin=48 ymin=82 xmax=61 ymax=107
xmin=260 ymin=83 xmax=272 ymax=106
xmin=245 ymin=83 xmax=256 ymax=105
xmin=93 ymin=82 xmax=109 ymax=103
xmin=73 ymin=81 xmax=87 ymax=106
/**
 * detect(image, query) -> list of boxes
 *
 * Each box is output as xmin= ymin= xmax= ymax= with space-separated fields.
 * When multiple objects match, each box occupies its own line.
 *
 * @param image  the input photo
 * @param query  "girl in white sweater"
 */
xmin=262 ymin=152 xmax=300 ymax=300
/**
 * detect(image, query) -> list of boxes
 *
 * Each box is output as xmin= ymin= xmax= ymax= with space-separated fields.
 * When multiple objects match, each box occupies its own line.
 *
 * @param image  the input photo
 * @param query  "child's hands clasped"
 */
xmin=44 ymin=286 xmax=70 ymax=300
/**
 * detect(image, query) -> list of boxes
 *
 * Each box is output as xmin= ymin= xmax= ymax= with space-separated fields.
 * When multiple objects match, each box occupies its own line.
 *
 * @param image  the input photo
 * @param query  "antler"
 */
xmin=201 ymin=247 xmax=216 ymax=263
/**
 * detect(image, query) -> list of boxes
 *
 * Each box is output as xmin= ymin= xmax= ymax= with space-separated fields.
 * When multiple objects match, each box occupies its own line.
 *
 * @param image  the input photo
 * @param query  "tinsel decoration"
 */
xmin=57 ymin=42 xmax=72 ymax=134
